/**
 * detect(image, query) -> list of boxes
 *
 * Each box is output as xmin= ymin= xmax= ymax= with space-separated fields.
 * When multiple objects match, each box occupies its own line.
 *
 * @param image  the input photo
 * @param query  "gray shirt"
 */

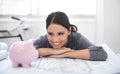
xmin=34 ymin=32 xmax=107 ymax=61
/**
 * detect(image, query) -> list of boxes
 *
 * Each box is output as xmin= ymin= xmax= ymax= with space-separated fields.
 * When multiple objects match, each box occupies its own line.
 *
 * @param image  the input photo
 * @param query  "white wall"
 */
xmin=104 ymin=0 xmax=120 ymax=53
xmin=97 ymin=0 xmax=120 ymax=53
xmin=96 ymin=0 xmax=104 ymax=44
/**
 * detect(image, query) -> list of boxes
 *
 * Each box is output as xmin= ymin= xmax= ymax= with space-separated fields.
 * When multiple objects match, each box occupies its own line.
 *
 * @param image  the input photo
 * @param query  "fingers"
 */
xmin=52 ymin=47 xmax=74 ymax=55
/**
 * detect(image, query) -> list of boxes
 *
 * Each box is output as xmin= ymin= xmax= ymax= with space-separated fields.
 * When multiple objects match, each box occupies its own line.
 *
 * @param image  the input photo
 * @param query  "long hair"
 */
xmin=46 ymin=11 xmax=77 ymax=32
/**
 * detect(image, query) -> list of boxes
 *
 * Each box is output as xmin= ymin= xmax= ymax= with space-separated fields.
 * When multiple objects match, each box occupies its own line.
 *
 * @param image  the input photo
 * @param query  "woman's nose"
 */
xmin=53 ymin=35 xmax=59 ymax=42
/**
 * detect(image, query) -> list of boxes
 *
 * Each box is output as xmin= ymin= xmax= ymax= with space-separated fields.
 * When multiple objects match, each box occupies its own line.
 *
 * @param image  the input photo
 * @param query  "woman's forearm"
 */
xmin=49 ymin=49 xmax=90 ymax=60
xmin=37 ymin=48 xmax=53 ymax=56
xmin=37 ymin=47 xmax=90 ymax=60
xmin=64 ymin=49 xmax=90 ymax=60
xmin=37 ymin=48 xmax=73 ymax=56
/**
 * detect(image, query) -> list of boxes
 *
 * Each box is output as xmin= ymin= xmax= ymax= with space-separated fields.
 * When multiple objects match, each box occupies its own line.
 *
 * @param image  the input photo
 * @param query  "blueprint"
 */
xmin=37 ymin=58 xmax=91 ymax=73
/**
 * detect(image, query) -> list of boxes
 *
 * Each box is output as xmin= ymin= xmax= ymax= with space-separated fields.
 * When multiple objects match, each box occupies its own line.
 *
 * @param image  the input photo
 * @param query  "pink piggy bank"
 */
xmin=9 ymin=39 xmax=38 ymax=68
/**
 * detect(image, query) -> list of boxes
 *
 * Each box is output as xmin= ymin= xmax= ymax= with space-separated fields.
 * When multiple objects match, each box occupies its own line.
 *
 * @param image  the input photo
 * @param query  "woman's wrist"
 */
xmin=62 ymin=52 xmax=70 ymax=58
xmin=52 ymin=48 xmax=73 ymax=55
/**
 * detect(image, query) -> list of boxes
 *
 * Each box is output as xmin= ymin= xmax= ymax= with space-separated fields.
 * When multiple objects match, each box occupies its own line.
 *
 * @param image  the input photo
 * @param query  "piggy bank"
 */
xmin=9 ymin=39 xmax=38 ymax=68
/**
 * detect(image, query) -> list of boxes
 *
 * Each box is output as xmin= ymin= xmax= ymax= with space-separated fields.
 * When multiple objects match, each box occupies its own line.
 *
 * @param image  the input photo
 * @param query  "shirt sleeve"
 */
xmin=88 ymin=46 xmax=108 ymax=61
xmin=77 ymin=34 xmax=108 ymax=61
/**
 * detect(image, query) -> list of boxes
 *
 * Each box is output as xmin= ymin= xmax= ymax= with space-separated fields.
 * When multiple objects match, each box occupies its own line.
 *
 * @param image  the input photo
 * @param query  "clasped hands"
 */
xmin=48 ymin=47 xmax=74 ymax=58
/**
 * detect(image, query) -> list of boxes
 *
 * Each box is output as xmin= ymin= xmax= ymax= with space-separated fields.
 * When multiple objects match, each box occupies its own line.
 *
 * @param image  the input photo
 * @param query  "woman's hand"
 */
xmin=37 ymin=47 xmax=73 ymax=57
xmin=48 ymin=47 xmax=74 ymax=58
xmin=52 ymin=47 xmax=74 ymax=55
xmin=48 ymin=49 xmax=90 ymax=60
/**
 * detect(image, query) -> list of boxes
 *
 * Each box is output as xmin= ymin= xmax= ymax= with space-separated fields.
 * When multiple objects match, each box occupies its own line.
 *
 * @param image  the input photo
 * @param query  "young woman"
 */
xmin=34 ymin=11 xmax=107 ymax=61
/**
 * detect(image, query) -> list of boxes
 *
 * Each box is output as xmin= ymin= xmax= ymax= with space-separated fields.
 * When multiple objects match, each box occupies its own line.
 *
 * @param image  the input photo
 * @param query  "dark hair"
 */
xmin=46 ymin=11 xmax=77 ymax=32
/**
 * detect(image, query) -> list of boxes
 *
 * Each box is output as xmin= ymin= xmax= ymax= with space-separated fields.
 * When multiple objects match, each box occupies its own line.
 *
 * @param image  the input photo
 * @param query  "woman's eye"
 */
xmin=48 ymin=32 xmax=53 ymax=36
xmin=58 ymin=32 xmax=64 ymax=35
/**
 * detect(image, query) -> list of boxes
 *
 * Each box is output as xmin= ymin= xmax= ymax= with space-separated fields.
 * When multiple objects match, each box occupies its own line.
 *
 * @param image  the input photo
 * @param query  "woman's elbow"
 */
xmin=99 ymin=51 xmax=108 ymax=61
xmin=89 ymin=49 xmax=108 ymax=61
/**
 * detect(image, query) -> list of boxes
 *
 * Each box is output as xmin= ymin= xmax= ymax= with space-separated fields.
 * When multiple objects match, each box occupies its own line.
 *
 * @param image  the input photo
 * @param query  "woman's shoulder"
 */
xmin=40 ymin=34 xmax=47 ymax=39
xmin=34 ymin=34 xmax=50 ymax=48
xmin=70 ymin=32 xmax=82 ymax=39
xmin=35 ymin=34 xmax=48 ymax=42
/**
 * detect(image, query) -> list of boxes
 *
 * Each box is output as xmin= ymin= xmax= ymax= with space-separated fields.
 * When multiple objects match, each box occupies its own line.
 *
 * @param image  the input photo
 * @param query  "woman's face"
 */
xmin=47 ymin=23 xmax=71 ymax=49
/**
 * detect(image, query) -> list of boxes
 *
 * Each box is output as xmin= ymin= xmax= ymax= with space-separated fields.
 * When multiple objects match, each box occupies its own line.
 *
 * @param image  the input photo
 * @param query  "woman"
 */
xmin=34 ymin=11 xmax=107 ymax=61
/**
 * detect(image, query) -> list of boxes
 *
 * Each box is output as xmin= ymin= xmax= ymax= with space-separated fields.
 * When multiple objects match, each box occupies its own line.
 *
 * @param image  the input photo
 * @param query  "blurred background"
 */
xmin=0 ymin=0 xmax=120 ymax=54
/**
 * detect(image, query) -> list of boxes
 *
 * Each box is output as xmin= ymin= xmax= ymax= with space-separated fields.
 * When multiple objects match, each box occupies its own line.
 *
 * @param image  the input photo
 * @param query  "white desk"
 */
xmin=0 ymin=44 xmax=120 ymax=74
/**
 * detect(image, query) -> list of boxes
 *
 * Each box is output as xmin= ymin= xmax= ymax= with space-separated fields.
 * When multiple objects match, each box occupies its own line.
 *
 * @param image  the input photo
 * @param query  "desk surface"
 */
xmin=0 ymin=44 xmax=120 ymax=74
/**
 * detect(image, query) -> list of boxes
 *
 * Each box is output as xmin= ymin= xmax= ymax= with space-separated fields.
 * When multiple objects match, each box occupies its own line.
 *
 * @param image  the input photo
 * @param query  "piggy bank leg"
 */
xmin=12 ymin=61 xmax=19 ymax=68
xmin=22 ymin=63 xmax=30 ymax=68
